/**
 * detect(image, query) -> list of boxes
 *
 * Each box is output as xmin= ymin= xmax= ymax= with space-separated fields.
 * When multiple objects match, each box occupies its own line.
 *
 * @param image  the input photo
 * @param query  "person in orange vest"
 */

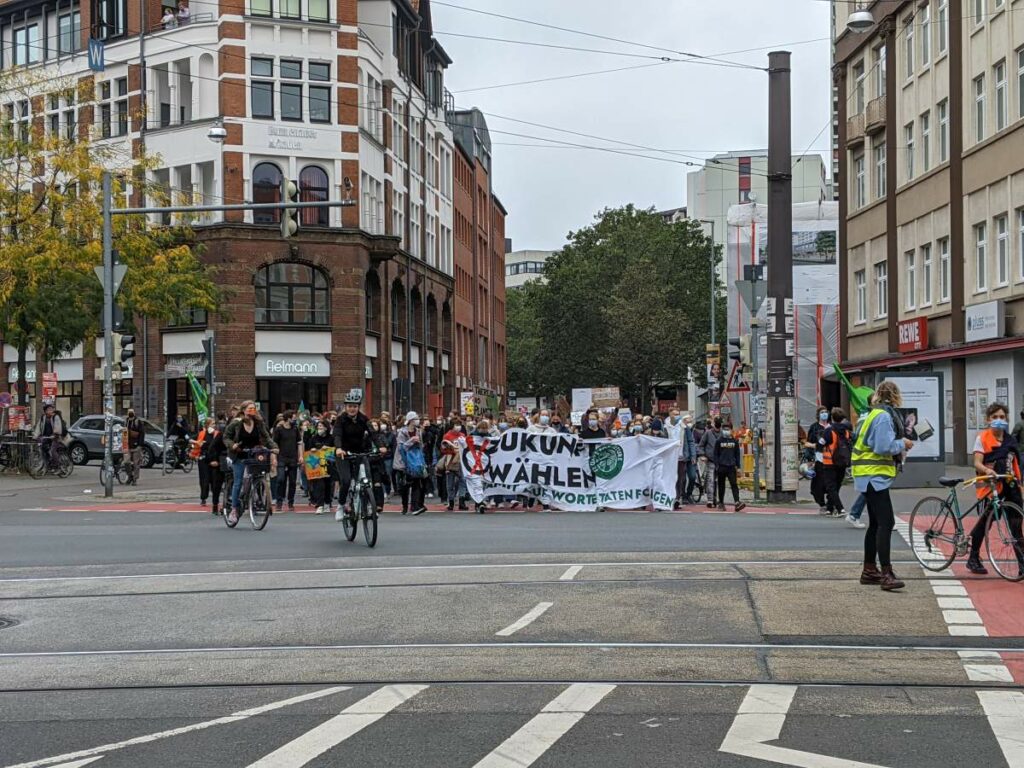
xmin=816 ymin=407 xmax=853 ymax=517
xmin=192 ymin=417 xmax=217 ymax=508
xmin=968 ymin=402 xmax=1024 ymax=575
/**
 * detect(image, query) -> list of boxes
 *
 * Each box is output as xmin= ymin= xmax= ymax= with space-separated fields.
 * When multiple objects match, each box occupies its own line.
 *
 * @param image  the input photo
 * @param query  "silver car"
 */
xmin=67 ymin=415 xmax=167 ymax=468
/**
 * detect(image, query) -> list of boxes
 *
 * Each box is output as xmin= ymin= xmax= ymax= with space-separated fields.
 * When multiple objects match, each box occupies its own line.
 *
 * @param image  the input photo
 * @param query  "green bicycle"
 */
xmin=908 ymin=474 xmax=1024 ymax=582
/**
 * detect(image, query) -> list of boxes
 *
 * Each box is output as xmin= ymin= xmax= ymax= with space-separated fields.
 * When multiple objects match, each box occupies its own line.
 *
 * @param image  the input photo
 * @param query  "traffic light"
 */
xmin=112 ymin=332 xmax=135 ymax=373
xmin=728 ymin=335 xmax=751 ymax=367
xmin=281 ymin=178 xmax=299 ymax=238
xmin=201 ymin=335 xmax=215 ymax=390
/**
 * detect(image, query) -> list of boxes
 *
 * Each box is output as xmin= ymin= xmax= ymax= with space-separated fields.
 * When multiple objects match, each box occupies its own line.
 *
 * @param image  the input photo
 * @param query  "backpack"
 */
xmin=831 ymin=427 xmax=852 ymax=470
xmin=402 ymin=443 xmax=428 ymax=478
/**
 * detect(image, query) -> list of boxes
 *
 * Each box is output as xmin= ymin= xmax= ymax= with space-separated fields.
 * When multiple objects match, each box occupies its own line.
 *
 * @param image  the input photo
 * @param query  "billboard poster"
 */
xmin=41 ymin=372 xmax=58 ymax=404
xmin=881 ymin=373 xmax=944 ymax=462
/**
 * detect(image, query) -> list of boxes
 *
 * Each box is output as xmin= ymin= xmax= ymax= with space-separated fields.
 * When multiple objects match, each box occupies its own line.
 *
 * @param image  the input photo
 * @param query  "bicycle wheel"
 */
xmin=342 ymin=495 xmax=358 ymax=542
xmin=182 ymin=455 xmax=195 ymax=474
xmin=223 ymin=489 xmax=240 ymax=528
xmin=692 ymin=470 xmax=704 ymax=503
xmin=986 ymin=501 xmax=1024 ymax=582
xmin=99 ymin=462 xmax=114 ymax=487
xmin=56 ymin=450 xmax=74 ymax=478
xmin=249 ymin=475 xmax=271 ymax=531
xmin=25 ymin=447 xmax=45 ymax=479
xmin=908 ymin=496 xmax=958 ymax=571
xmin=163 ymin=447 xmax=176 ymax=475
xmin=114 ymin=463 xmax=130 ymax=485
xmin=361 ymin=488 xmax=378 ymax=548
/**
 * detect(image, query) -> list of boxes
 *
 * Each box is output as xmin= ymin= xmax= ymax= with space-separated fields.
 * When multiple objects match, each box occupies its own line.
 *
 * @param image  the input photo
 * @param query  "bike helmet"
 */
xmin=343 ymin=389 xmax=362 ymax=405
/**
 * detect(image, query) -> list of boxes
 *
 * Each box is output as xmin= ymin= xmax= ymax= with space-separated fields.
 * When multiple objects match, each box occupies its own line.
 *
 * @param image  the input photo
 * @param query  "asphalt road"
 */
xmin=2 ymin=479 xmax=1024 ymax=767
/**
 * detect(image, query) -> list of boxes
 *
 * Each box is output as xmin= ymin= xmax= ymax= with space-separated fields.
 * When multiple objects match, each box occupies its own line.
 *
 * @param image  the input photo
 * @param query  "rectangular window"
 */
xmin=99 ymin=81 xmax=111 ymax=138
xmin=905 ymin=123 xmax=915 ymax=181
xmin=250 ymin=0 xmax=271 ymax=15
xmin=996 ymin=60 xmax=1008 ymax=131
xmin=410 ymin=203 xmax=421 ymax=258
xmin=853 ymin=60 xmax=866 ymax=113
xmin=309 ymin=86 xmax=330 ymax=123
xmin=938 ymin=0 xmax=948 ymax=53
xmin=14 ymin=25 xmax=40 ymax=66
xmin=920 ymin=111 xmax=930 ymax=172
xmin=874 ymin=262 xmax=888 ymax=318
xmin=904 ymin=15 xmax=914 ymax=79
xmin=939 ymin=237 xmax=950 ymax=301
xmin=938 ymin=99 xmax=948 ymax=161
xmin=58 ymin=11 xmax=81 ymax=54
xmin=874 ymin=140 xmax=886 ymax=199
xmin=975 ymin=75 xmax=986 ymax=142
xmin=906 ymin=251 xmax=916 ymax=309
xmin=976 ymin=223 xmax=988 ymax=291
xmin=115 ymin=76 xmax=128 ymax=136
xmin=920 ymin=2 xmax=930 ymax=66
xmin=975 ymin=0 xmax=985 ymax=25
xmin=854 ymin=153 xmax=866 ymax=208
xmin=1018 ymin=49 xmax=1024 ymax=119
xmin=873 ymin=45 xmax=886 ymax=98
xmin=280 ymin=83 xmax=302 ymax=120
xmin=252 ymin=58 xmax=273 ymax=77
xmin=251 ymin=81 xmax=273 ymax=118
xmin=309 ymin=62 xmax=329 ymax=81
xmin=280 ymin=0 xmax=300 ymax=18
xmin=921 ymin=244 xmax=933 ymax=305
xmin=392 ymin=190 xmax=405 ymax=247
xmin=308 ymin=0 xmax=328 ymax=21
xmin=280 ymin=59 xmax=301 ymax=79
xmin=1019 ymin=209 xmax=1024 ymax=281
xmin=996 ymin=214 xmax=1009 ymax=285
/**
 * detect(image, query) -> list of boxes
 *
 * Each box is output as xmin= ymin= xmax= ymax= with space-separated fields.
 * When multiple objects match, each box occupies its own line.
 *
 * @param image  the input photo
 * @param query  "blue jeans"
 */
xmin=231 ymin=461 xmax=247 ymax=511
xmin=850 ymin=492 xmax=867 ymax=520
xmin=445 ymin=472 xmax=467 ymax=504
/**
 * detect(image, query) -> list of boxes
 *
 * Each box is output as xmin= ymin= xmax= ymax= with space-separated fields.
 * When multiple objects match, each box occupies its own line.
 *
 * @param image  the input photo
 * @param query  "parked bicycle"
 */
xmin=225 ymin=447 xmax=273 ymax=531
xmin=339 ymin=452 xmax=380 ymax=547
xmin=909 ymin=474 xmax=1024 ymax=582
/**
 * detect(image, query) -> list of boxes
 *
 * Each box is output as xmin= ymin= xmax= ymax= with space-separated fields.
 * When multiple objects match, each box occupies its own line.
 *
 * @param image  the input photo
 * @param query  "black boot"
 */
xmin=966 ymin=556 xmax=989 ymax=575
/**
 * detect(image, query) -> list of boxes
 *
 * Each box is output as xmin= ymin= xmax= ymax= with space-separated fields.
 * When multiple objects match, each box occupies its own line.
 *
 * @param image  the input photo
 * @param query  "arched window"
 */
xmin=410 ymin=288 xmax=422 ymax=341
xmin=391 ymin=280 xmax=406 ymax=338
xmin=365 ymin=270 xmax=381 ymax=333
xmin=299 ymin=165 xmax=329 ymax=227
xmin=441 ymin=301 xmax=452 ymax=351
xmin=426 ymin=295 xmax=438 ymax=347
xmin=255 ymin=262 xmax=329 ymax=325
xmin=252 ymin=162 xmax=282 ymax=224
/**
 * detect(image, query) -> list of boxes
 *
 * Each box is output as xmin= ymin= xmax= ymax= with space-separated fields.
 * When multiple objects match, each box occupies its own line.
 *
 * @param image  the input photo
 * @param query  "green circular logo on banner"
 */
xmin=590 ymin=444 xmax=624 ymax=479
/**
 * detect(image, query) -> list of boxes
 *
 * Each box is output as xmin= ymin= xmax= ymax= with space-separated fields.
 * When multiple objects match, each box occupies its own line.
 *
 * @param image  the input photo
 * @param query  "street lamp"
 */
xmin=207 ymin=121 xmax=227 ymax=144
xmin=846 ymin=5 xmax=874 ymax=33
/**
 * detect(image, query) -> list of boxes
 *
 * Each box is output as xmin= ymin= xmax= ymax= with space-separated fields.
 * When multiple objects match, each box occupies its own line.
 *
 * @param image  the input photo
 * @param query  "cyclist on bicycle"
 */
xmin=223 ymin=401 xmax=278 ymax=525
xmin=34 ymin=403 xmax=65 ymax=468
xmin=166 ymin=413 xmax=192 ymax=468
xmin=333 ymin=390 xmax=386 ymax=521
xmin=969 ymin=402 xmax=1024 ymax=575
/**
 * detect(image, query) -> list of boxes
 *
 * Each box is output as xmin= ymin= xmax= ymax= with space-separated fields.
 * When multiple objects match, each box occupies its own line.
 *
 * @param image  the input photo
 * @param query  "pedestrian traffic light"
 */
xmin=728 ymin=335 xmax=751 ymax=367
xmin=112 ymin=332 xmax=135 ymax=373
xmin=201 ymin=334 xmax=215 ymax=389
xmin=281 ymin=178 xmax=299 ymax=238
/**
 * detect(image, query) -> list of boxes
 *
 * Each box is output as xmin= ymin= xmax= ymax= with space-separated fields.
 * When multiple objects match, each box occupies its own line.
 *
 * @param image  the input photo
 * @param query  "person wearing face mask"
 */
xmin=666 ymin=409 xmax=696 ymax=507
xmin=628 ymin=420 xmax=644 ymax=437
xmin=817 ymin=407 xmax=852 ymax=518
xmin=306 ymin=418 xmax=334 ymax=514
xmin=206 ymin=418 xmax=230 ymax=516
xmin=194 ymin=418 xmax=219 ymax=510
xmin=440 ymin=417 xmax=469 ymax=511
xmin=807 ymin=406 xmax=830 ymax=513
xmin=271 ymin=410 xmax=302 ymax=512
xmin=377 ymin=416 xmax=396 ymax=496
xmin=550 ymin=415 xmax=569 ymax=434
xmin=713 ymin=422 xmax=745 ymax=511
xmin=698 ymin=418 xmax=722 ymax=509
xmin=579 ymin=409 xmax=606 ymax=440
xmin=969 ymin=402 xmax=1024 ymax=575
xmin=528 ymin=409 xmax=557 ymax=435
xmin=421 ymin=417 xmax=441 ymax=499
xmin=223 ymin=401 xmax=279 ymax=526
xmin=394 ymin=411 xmax=428 ymax=515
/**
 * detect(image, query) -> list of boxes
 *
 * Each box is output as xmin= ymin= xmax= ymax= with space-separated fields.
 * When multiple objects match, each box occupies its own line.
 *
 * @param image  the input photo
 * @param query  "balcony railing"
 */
xmin=150 ymin=12 xmax=214 ymax=33
xmin=846 ymin=112 xmax=865 ymax=147
xmin=865 ymin=97 xmax=886 ymax=135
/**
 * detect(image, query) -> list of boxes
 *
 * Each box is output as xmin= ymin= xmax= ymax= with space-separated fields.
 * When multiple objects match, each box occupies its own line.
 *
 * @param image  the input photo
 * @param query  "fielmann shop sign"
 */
xmin=255 ymin=354 xmax=330 ymax=378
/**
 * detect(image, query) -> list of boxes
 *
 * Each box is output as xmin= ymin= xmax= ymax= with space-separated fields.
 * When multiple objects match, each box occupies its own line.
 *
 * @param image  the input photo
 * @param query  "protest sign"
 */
xmin=591 ymin=387 xmax=620 ymax=407
xmin=303 ymin=447 xmax=333 ymax=480
xmin=462 ymin=429 xmax=678 ymax=511
xmin=571 ymin=388 xmax=592 ymax=412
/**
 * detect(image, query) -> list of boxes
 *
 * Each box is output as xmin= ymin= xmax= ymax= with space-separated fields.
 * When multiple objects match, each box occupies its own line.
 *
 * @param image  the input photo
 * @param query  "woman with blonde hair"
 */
xmin=851 ymin=380 xmax=914 ymax=591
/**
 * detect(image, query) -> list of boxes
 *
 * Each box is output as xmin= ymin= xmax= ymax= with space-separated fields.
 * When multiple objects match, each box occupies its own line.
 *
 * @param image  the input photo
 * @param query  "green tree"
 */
xmin=506 ymin=281 xmax=546 ymax=397
xmin=0 ymin=70 xmax=221 ymax=406
xmin=510 ymin=205 xmax=723 ymax=410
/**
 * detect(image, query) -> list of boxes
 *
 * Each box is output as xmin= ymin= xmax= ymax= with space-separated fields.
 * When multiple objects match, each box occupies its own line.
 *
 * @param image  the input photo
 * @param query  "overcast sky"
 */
xmin=434 ymin=0 xmax=833 ymax=251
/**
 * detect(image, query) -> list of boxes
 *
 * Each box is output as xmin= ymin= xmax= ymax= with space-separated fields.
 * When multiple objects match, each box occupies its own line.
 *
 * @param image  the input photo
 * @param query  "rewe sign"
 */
xmin=897 ymin=317 xmax=928 ymax=353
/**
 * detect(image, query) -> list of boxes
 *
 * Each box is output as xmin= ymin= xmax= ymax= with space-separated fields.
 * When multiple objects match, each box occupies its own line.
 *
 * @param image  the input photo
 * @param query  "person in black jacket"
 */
xmin=203 ymin=419 xmax=227 ymax=516
xmin=713 ymin=422 xmax=746 ymax=511
xmin=333 ymin=393 xmax=385 ymax=519
xmin=272 ymin=410 xmax=302 ymax=512
xmin=579 ymin=409 xmax=607 ymax=440
xmin=421 ymin=416 xmax=441 ymax=498
xmin=306 ymin=419 xmax=334 ymax=515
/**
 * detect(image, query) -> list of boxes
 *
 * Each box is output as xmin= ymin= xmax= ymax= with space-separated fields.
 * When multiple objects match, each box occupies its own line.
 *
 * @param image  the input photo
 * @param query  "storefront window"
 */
xmin=255 ymin=262 xmax=330 ymax=325
xmin=253 ymin=162 xmax=283 ymax=224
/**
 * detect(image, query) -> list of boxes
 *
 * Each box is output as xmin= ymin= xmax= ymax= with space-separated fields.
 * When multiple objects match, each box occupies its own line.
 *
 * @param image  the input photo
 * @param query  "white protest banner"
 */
xmin=571 ymin=388 xmax=593 ymax=412
xmin=462 ymin=429 xmax=678 ymax=511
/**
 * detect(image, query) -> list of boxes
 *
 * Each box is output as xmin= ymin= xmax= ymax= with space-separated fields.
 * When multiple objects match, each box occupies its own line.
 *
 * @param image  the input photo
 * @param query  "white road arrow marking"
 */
xmin=978 ymin=690 xmax=1024 ymax=767
xmin=720 ymin=684 xmax=894 ymax=768
xmin=496 ymin=602 xmax=553 ymax=636
xmin=4 ymin=687 xmax=350 ymax=768
xmin=473 ymin=683 xmax=615 ymax=768
xmin=246 ymin=684 xmax=426 ymax=767
xmin=49 ymin=759 xmax=104 ymax=768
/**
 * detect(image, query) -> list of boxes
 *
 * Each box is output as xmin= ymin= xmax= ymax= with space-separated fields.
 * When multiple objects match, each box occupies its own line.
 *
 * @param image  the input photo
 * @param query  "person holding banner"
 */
xmin=305 ymin=419 xmax=334 ymax=515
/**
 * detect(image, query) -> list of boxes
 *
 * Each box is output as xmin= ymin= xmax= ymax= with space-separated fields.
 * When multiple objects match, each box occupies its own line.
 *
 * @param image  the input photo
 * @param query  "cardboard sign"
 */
xmin=303 ymin=447 xmax=333 ymax=480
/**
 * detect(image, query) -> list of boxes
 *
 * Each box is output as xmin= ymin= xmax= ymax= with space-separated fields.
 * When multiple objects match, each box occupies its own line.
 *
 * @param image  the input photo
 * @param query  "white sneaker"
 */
xmin=846 ymin=513 xmax=866 ymax=528
xmin=314 ymin=505 xmax=325 ymax=515
xmin=818 ymin=506 xmax=829 ymax=515
xmin=334 ymin=506 xmax=345 ymax=522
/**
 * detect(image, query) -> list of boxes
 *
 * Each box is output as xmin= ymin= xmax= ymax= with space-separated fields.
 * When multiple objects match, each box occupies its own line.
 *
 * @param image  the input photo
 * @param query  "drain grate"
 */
xmin=0 ymin=616 xmax=18 ymax=630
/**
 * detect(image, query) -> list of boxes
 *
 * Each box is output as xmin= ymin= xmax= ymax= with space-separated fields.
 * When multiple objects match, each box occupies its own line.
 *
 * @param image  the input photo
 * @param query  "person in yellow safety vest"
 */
xmin=851 ymin=380 xmax=914 ymax=592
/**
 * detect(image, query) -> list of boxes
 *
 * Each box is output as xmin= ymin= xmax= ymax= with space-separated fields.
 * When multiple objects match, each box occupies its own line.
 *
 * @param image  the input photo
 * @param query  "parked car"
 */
xmin=67 ymin=415 xmax=167 ymax=468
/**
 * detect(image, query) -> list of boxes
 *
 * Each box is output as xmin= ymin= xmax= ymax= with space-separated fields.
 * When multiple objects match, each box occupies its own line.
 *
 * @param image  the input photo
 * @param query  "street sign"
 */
xmin=734 ymin=279 xmax=767 ymax=315
xmin=87 ymin=37 xmax=105 ymax=72
xmin=94 ymin=264 xmax=128 ymax=295
xmin=725 ymin=360 xmax=751 ymax=393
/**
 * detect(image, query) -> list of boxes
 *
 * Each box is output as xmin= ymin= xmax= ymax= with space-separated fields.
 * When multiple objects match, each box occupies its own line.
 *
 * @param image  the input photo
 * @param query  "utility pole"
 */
xmin=101 ymin=172 xmax=115 ymax=498
xmin=765 ymin=50 xmax=797 ymax=503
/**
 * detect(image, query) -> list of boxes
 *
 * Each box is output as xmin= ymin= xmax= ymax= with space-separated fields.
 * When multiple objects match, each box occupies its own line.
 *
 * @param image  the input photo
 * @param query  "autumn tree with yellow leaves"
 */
xmin=0 ymin=70 xmax=221 ymax=406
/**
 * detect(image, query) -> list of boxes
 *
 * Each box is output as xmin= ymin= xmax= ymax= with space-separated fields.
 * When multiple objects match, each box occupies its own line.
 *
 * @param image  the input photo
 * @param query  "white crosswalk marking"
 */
xmin=472 ymin=684 xmax=615 ymax=768
xmin=246 ymin=685 xmax=427 ymax=768
xmin=979 ymin=690 xmax=1024 ymax=767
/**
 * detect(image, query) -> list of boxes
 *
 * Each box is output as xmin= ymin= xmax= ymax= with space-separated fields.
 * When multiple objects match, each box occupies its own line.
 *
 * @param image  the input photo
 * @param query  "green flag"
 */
xmin=833 ymin=363 xmax=874 ymax=417
xmin=187 ymin=372 xmax=209 ymax=424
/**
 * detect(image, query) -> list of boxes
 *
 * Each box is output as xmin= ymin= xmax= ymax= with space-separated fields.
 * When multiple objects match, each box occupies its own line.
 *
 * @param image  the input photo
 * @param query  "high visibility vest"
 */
xmin=850 ymin=408 xmax=896 ymax=479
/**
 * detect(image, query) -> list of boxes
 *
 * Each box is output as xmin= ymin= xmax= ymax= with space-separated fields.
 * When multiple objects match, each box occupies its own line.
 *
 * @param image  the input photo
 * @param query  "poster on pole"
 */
xmin=7 ymin=405 xmax=29 ymax=431
xmin=460 ymin=390 xmax=475 ymax=416
xmin=880 ymin=373 xmax=945 ymax=462
xmin=41 ymin=372 xmax=58 ymax=404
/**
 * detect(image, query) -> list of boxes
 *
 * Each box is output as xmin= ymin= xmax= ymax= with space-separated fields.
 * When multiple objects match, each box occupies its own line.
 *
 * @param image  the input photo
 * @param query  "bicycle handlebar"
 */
xmin=963 ymin=474 xmax=1016 ymax=487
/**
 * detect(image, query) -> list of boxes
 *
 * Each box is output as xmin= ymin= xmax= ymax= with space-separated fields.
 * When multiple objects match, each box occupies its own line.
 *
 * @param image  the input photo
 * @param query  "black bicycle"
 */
xmin=340 ymin=452 xmax=380 ymax=547
xmin=228 ymin=448 xmax=273 ymax=531
xmin=162 ymin=441 xmax=195 ymax=475
xmin=32 ymin=437 xmax=73 ymax=479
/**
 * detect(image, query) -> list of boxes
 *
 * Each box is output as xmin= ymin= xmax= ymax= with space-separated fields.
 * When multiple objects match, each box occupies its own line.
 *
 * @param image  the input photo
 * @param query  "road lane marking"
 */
xmin=978 ymin=691 xmax=1024 ymax=768
xmin=0 ymin=560 xmax=918 ymax=584
xmin=937 ymin=597 xmax=975 ymax=609
xmin=559 ymin=566 xmax=582 ymax=581
xmin=948 ymin=625 xmax=989 ymax=636
xmin=720 ymin=684 xmax=893 ymax=768
xmin=472 ymin=684 xmax=615 ymax=768
xmin=965 ymin=664 xmax=1014 ymax=682
xmin=496 ymin=602 xmax=554 ymax=637
xmin=49 ymin=759 xmax=104 ymax=768
xmin=246 ymin=685 xmax=426 ymax=768
xmin=943 ymin=609 xmax=983 ymax=625
xmin=931 ymin=584 xmax=968 ymax=596
xmin=4 ymin=687 xmax=350 ymax=768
